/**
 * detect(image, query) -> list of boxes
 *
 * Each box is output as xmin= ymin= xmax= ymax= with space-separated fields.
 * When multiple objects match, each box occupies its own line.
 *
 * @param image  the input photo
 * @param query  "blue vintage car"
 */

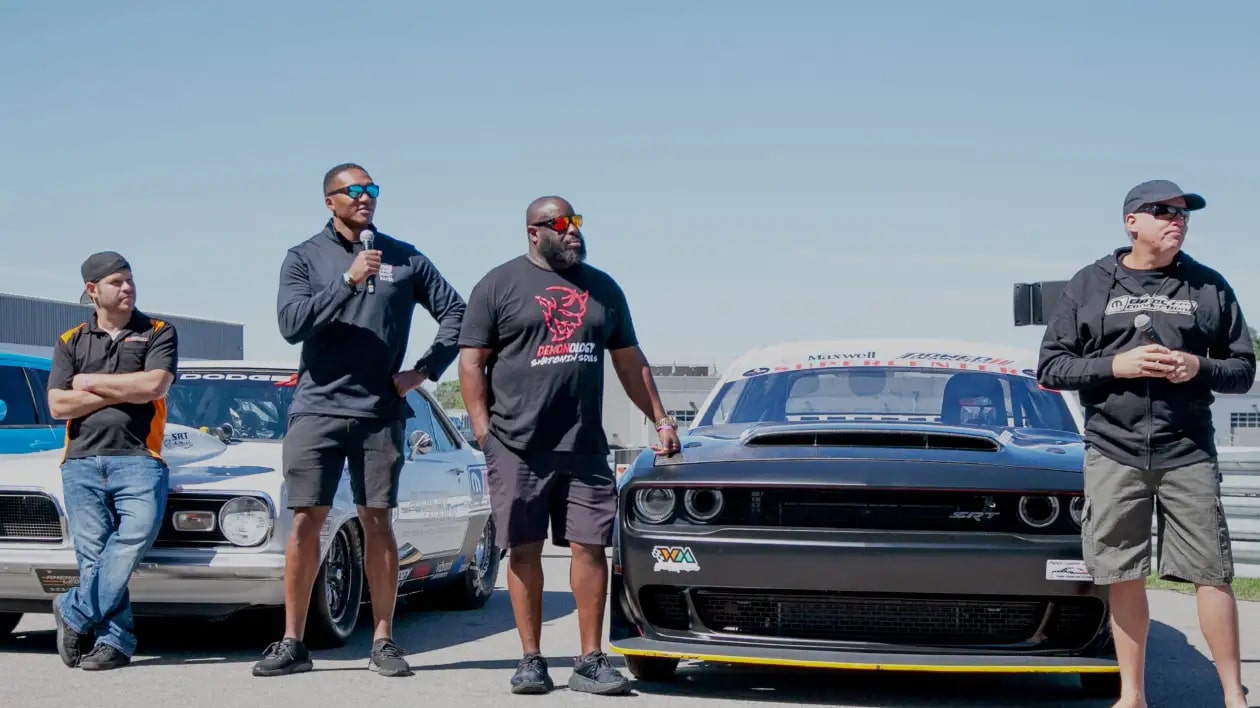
xmin=0 ymin=351 xmax=61 ymax=454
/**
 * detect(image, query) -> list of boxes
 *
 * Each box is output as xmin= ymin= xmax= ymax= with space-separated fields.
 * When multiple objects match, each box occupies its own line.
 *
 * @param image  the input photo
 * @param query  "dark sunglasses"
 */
xmin=531 ymin=214 xmax=582 ymax=231
xmin=328 ymin=183 xmax=380 ymax=199
xmin=1137 ymin=203 xmax=1189 ymax=220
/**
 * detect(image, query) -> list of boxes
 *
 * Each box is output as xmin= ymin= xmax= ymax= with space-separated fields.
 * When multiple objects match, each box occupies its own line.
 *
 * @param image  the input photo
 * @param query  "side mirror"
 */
xmin=409 ymin=430 xmax=433 ymax=457
xmin=0 ymin=399 xmax=7 ymax=423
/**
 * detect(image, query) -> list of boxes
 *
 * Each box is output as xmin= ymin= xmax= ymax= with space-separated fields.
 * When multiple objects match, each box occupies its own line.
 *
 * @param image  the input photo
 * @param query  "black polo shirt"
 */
xmin=48 ymin=309 xmax=179 ymax=461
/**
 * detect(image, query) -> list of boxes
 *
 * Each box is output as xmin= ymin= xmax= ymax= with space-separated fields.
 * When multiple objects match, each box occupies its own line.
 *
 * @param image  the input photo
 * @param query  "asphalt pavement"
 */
xmin=1 ymin=548 xmax=1256 ymax=708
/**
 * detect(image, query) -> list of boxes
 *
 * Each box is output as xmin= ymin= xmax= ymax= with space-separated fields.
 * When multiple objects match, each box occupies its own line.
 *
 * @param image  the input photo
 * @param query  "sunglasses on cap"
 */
xmin=328 ymin=183 xmax=380 ymax=199
xmin=531 ymin=214 xmax=582 ymax=231
xmin=1135 ymin=203 xmax=1189 ymax=220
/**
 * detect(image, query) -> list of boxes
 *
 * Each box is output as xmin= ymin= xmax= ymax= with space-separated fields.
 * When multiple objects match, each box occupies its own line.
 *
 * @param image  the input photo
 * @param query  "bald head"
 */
xmin=527 ymin=196 xmax=573 ymax=225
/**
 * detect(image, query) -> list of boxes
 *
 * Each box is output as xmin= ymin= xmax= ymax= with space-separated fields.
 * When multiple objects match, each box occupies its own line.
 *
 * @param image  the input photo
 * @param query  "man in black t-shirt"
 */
xmin=458 ymin=196 xmax=679 ymax=696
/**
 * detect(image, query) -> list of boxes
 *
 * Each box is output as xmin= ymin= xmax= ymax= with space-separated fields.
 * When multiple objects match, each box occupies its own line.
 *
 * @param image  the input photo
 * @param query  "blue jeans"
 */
xmin=55 ymin=455 xmax=168 ymax=657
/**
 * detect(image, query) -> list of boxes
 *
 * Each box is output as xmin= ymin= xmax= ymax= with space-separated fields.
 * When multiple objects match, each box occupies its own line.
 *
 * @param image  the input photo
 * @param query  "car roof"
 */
xmin=0 ymin=350 xmax=52 ymax=369
xmin=720 ymin=338 xmax=1040 ymax=380
xmin=178 ymin=359 xmax=297 ymax=370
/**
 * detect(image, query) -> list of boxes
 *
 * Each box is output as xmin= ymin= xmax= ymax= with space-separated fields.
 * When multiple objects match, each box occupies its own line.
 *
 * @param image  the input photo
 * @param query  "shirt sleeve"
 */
xmin=457 ymin=274 xmax=499 ymax=349
xmin=145 ymin=322 xmax=179 ymax=375
xmin=606 ymin=278 xmax=639 ymax=351
xmin=276 ymin=248 xmax=356 ymax=344
xmin=409 ymin=255 xmax=467 ymax=380
xmin=48 ymin=335 xmax=76 ymax=390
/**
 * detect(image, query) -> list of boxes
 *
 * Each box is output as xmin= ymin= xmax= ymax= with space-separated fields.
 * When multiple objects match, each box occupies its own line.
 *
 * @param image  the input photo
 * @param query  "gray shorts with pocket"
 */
xmin=282 ymin=414 xmax=404 ymax=509
xmin=1081 ymin=447 xmax=1233 ymax=586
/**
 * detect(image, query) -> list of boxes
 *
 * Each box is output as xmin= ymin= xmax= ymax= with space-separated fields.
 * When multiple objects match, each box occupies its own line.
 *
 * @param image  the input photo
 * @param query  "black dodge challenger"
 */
xmin=609 ymin=340 xmax=1120 ymax=698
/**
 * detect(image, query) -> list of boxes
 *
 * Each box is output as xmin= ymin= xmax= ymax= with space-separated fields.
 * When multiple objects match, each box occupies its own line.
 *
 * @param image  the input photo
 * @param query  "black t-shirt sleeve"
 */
xmin=606 ymin=278 xmax=639 ymax=350
xmin=48 ymin=336 xmax=76 ymax=390
xmin=145 ymin=324 xmax=179 ymax=375
xmin=458 ymin=275 xmax=499 ymax=349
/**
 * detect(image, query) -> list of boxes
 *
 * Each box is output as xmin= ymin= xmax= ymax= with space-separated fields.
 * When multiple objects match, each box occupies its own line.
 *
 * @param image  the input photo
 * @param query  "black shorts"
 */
xmin=480 ymin=433 xmax=617 ymax=549
xmin=282 ymin=414 xmax=404 ymax=509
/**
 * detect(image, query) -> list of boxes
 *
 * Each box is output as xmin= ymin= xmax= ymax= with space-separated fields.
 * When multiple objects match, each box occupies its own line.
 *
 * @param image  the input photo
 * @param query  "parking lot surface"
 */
xmin=1 ymin=548 xmax=1256 ymax=708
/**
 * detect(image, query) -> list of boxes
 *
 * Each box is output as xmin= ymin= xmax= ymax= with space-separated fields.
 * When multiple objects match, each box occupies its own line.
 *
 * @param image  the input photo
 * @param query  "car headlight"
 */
xmin=1069 ymin=496 xmax=1086 ymax=527
xmin=633 ymin=488 xmax=675 ymax=523
xmin=218 ymin=496 xmax=273 ymax=546
xmin=1017 ymin=495 xmax=1060 ymax=529
xmin=684 ymin=489 xmax=724 ymax=522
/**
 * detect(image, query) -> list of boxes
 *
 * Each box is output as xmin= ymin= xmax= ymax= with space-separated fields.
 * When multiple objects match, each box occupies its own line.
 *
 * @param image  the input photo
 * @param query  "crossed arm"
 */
xmin=47 ymin=371 xmax=174 ymax=420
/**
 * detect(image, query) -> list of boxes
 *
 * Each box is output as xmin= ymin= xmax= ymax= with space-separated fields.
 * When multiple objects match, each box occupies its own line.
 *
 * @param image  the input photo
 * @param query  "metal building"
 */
xmin=0 ymin=293 xmax=244 ymax=361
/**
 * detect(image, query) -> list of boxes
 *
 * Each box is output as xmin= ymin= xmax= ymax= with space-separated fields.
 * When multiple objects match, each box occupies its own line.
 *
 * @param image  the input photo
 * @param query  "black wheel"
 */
xmin=1079 ymin=672 xmax=1122 ymax=698
xmin=437 ymin=516 xmax=500 ymax=610
xmin=625 ymin=655 xmax=679 ymax=682
xmin=304 ymin=522 xmax=364 ymax=649
xmin=0 ymin=612 xmax=21 ymax=636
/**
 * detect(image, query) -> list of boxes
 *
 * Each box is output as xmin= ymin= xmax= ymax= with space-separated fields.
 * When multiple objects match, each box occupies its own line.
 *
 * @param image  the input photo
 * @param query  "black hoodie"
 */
xmin=1037 ymin=247 xmax=1255 ymax=471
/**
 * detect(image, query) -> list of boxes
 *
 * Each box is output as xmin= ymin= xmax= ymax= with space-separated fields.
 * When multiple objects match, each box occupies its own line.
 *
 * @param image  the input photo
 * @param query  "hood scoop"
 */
xmin=739 ymin=423 xmax=1001 ymax=452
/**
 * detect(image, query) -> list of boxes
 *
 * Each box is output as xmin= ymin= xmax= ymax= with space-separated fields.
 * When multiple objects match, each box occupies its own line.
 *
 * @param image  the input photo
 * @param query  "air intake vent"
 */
xmin=743 ymin=430 xmax=1000 ymax=452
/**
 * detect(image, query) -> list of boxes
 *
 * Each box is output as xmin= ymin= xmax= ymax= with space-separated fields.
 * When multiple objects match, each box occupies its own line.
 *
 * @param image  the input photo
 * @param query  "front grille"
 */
xmin=657 ymin=488 xmax=1082 ymax=534
xmin=639 ymin=586 xmax=1105 ymax=649
xmin=0 ymin=493 xmax=62 ymax=542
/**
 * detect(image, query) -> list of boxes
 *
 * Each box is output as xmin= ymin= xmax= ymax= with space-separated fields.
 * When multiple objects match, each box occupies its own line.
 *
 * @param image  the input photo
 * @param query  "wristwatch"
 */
xmin=342 ymin=271 xmax=354 ymax=288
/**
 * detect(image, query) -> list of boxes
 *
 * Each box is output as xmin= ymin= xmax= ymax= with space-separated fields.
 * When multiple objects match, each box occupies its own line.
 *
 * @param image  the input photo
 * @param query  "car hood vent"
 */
xmin=740 ymin=424 xmax=1002 ymax=452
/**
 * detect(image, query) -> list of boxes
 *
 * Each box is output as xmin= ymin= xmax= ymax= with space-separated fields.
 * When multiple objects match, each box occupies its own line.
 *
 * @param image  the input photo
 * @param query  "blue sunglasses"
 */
xmin=329 ymin=183 xmax=380 ymax=199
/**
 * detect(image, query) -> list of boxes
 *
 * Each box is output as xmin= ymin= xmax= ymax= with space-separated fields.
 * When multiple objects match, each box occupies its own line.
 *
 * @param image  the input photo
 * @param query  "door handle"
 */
xmin=447 ymin=467 xmax=464 ymax=476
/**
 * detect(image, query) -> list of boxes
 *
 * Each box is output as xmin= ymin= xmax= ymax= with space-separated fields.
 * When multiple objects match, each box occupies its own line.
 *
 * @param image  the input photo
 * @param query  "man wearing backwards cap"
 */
xmin=1037 ymin=181 xmax=1254 ymax=708
xmin=45 ymin=251 xmax=179 ymax=671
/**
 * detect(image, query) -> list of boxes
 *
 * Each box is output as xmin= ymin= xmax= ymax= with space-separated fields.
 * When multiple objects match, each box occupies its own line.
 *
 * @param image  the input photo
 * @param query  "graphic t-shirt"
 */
xmin=458 ymin=255 xmax=638 ymax=454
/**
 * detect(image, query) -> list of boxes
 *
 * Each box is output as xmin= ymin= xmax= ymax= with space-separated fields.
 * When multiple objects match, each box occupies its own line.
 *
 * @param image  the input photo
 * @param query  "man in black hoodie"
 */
xmin=1037 ymin=180 xmax=1254 ymax=708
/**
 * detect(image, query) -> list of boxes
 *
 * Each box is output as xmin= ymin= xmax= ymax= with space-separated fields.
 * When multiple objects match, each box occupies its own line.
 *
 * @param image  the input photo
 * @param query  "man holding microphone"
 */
xmin=253 ymin=163 xmax=466 ymax=678
xmin=1037 ymin=180 xmax=1254 ymax=708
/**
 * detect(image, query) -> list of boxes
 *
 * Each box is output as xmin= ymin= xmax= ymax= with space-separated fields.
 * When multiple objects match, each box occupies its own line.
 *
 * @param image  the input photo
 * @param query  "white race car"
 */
xmin=0 ymin=360 xmax=499 ymax=647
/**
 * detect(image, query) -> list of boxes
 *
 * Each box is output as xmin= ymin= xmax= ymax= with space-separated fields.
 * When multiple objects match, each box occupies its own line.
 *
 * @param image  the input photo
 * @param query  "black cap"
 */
xmin=1123 ymin=179 xmax=1206 ymax=218
xmin=79 ymin=251 xmax=131 ymax=305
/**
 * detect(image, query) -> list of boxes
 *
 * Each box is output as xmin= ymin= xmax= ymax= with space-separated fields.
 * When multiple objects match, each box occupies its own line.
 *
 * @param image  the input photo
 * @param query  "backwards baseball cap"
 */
xmin=78 ymin=251 xmax=132 ymax=305
xmin=1123 ymin=179 xmax=1206 ymax=218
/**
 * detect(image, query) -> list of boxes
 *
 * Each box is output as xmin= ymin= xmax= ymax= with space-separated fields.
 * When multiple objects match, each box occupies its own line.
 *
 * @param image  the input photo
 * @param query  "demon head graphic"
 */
xmin=535 ymin=286 xmax=589 ymax=343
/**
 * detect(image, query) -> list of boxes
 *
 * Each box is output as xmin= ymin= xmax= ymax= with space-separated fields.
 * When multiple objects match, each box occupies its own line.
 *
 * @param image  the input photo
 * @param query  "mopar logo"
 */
xmin=469 ymin=467 xmax=485 ymax=501
xmin=950 ymin=511 xmax=999 ymax=521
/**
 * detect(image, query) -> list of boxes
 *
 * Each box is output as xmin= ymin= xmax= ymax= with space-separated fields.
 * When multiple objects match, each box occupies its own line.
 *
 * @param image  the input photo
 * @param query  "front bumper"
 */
xmin=0 ymin=546 xmax=285 ymax=618
xmin=609 ymin=524 xmax=1116 ymax=673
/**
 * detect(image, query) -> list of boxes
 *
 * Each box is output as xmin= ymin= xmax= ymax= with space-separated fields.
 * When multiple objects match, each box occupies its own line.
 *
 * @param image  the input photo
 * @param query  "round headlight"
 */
xmin=219 ymin=496 xmax=273 ymax=546
xmin=1069 ymin=496 xmax=1086 ymax=526
xmin=1018 ymin=495 xmax=1060 ymax=529
xmin=633 ymin=488 xmax=676 ymax=523
xmin=684 ymin=489 xmax=724 ymax=522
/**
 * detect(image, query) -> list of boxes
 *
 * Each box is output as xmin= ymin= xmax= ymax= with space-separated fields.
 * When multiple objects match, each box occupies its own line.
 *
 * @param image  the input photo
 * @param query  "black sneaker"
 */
xmin=251 ymin=638 xmax=313 ymax=677
xmin=368 ymin=638 xmax=412 ymax=677
xmin=510 ymin=653 xmax=554 ymax=694
xmin=568 ymin=650 xmax=631 ymax=695
xmin=53 ymin=601 xmax=87 ymax=668
xmin=79 ymin=644 xmax=130 ymax=671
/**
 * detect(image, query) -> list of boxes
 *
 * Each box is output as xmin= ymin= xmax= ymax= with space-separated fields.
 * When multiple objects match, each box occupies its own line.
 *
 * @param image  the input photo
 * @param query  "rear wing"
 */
xmin=1012 ymin=281 xmax=1067 ymax=326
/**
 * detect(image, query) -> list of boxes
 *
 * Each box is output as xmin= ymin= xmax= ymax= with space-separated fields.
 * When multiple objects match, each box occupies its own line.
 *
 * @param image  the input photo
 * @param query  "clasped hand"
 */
xmin=1112 ymin=344 xmax=1200 ymax=383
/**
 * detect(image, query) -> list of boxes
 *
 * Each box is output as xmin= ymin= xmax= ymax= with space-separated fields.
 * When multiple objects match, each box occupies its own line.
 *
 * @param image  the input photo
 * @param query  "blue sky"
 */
xmin=3 ymin=1 xmax=1257 ymax=380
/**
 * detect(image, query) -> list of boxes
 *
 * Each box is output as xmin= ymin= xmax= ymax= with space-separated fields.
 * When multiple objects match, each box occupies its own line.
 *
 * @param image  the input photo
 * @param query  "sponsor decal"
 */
xmin=739 ymin=360 xmax=1033 ymax=378
xmin=897 ymin=352 xmax=1015 ymax=365
xmin=36 ymin=568 xmax=80 ymax=594
xmin=651 ymin=545 xmax=700 ymax=573
xmin=468 ymin=466 xmax=485 ymax=502
xmin=163 ymin=430 xmax=193 ymax=450
xmin=807 ymin=351 xmax=876 ymax=361
xmin=1045 ymin=559 xmax=1092 ymax=581
xmin=1105 ymin=294 xmax=1196 ymax=316
xmin=178 ymin=372 xmax=295 ymax=383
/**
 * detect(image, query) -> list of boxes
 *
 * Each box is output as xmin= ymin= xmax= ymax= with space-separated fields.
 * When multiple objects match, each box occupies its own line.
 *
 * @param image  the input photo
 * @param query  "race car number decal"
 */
xmin=651 ymin=546 xmax=700 ymax=573
xmin=1045 ymin=559 xmax=1092 ymax=581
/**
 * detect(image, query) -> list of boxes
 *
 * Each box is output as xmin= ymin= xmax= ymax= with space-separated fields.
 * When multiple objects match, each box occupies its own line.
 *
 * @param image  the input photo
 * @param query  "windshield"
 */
xmin=165 ymin=369 xmax=296 ymax=441
xmin=696 ymin=367 xmax=1078 ymax=434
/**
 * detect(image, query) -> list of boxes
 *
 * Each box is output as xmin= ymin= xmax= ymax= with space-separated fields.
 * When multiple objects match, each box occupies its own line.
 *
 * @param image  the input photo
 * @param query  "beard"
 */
xmin=538 ymin=232 xmax=586 ymax=269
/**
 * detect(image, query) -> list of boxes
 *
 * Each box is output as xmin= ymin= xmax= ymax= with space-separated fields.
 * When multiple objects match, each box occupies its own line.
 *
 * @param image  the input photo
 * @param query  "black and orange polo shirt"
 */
xmin=48 ymin=309 xmax=179 ymax=461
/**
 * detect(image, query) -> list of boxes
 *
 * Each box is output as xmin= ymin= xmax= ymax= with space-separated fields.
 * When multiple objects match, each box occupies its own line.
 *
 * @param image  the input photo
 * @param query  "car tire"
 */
xmin=0 ymin=612 xmax=21 ymax=636
xmin=1078 ymin=672 xmax=1122 ymax=697
xmin=303 ymin=522 xmax=364 ymax=649
xmin=436 ymin=516 xmax=500 ymax=610
xmin=625 ymin=655 xmax=679 ymax=682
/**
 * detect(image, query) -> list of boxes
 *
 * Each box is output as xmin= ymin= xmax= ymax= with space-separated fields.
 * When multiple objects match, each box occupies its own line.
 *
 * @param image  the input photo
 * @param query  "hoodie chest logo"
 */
xmin=1105 ymin=294 xmax=1197 ymax=316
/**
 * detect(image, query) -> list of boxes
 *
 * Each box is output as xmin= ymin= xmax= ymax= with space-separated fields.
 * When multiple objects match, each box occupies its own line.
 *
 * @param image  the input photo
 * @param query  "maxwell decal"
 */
xmin=651 ymin=545 xmax=700 ymax=573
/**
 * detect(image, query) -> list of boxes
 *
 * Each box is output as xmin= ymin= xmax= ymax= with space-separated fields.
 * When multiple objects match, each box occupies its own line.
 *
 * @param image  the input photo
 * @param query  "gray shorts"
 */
xmin=282 ymin=414 xmax=404 ymax=509
xmin=1081 ymin=446 xmax=1233 ymax=586
xmin=480 ymin=433 xmax=617 ymax=550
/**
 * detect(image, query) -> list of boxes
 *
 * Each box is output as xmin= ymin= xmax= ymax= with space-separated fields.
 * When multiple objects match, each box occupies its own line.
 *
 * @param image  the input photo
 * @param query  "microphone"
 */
xmin=1133 ymin=314 xmax=1164 ymax=346
xmin=361 ymin=229 xmax=376 ymax=294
